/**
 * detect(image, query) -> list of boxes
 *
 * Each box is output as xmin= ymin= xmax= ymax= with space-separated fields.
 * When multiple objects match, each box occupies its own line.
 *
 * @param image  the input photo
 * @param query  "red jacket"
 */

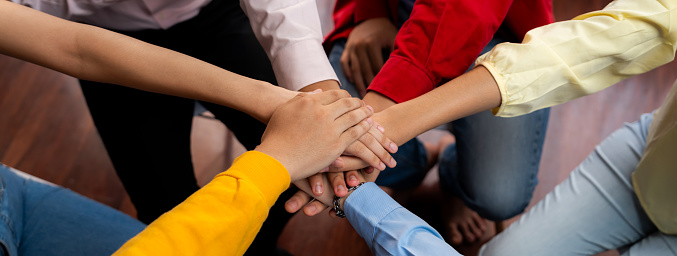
xmin=324 ymin=0 xmax=554 ymax=103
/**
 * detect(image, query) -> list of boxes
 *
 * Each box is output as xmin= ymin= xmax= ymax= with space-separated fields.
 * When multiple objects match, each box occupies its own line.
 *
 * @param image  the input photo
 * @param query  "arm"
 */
xmin=343 ymin=183 xmax=461 ymax=255
xmin=366 ymin=0 xmax=517 ymax=104
xmin=288 ymin=0 xmax=677 ymax=215
xmin=113 ymin=90 xmax=375 ymax=255
xmin=379 ymin=0 xmax=677 ymax=144
xmin=239 ymin=0 xmax=339 ymax=91
xmin=112 ymin=151 xmax=290 ymax=256
xmin=0 ymin=2 xmax=294 ymax=123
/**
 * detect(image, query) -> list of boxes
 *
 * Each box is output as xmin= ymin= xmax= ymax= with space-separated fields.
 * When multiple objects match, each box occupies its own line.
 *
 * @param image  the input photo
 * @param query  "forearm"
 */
xmin=114 ymin=151 xmax=290 ymax=256
xmin=0 ymin=2 xmax=294 ymax=123
xmin=344 ymin=183 xmax=460 ymax=255
xmin=374 ymin=67 xmax=501 ymax=145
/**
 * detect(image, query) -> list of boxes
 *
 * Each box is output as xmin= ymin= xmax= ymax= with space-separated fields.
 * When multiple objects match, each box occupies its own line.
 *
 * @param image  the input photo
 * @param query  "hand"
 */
xmin=304 ymin=119 xmax=396 ymax=198
xmin=285 ymin=168 xmax=379 ymax=216
xmin=255 ymin=89 xmax=374 ymax=181
xmin=340 ymin=18 xmax=397 ymax=96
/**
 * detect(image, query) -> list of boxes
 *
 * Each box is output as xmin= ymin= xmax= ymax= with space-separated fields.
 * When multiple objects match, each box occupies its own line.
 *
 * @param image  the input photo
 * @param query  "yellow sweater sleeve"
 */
xmin=112 ymin=151 xmax=291 ymax=256
xmin=476 ymin=0 xmax=677 ymax=117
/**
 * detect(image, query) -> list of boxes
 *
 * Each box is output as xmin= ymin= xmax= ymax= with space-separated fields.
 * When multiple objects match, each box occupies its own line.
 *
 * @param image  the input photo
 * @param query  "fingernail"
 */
xmin=320 ymin=166 xmax=329 ymax=173
xmin=389 ymin=142 xmax=398 ymax=152
xmin=338 ymin=185 xmax=346 ymax=192
xmin=367 ymin=118 xmax=373 ymax=124
xmin=390 ymin=158 xmax=397 ymax=167
xmin=349 ymin=175 xmax=357 ymax=181
xmin=377 ymin=125 xmax=385 ymax=133
xmin=379 ymin=162 xmax=386 ymax=170
xmin=308 ymin=205 xmax=316 ymax=212
xmin=287 ymin=201 xmax=298 ymax=210
xmin=333 ymin=158 xmax=343 ymax=166
xmin=309 ymin=89 xmax=322 ymax=94
xmin=315 ymin=184 xmax=323 ymax=194
xmin=367 ymin=105 xmax=374 ymax=113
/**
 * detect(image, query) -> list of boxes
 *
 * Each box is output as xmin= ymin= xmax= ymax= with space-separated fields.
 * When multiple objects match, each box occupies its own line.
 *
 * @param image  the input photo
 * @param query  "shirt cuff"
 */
xmin=271 ymin=39 xmax=340 ymax=91
xmin=368 ymin=55 xmax=435 ymax=103
xmin=344 ymin=182 xmax=402 ymax=249
xmin=475 ymin=60 xmax=509 ymax=116
xmin=216 ymin=151 xmax=291 ymax=208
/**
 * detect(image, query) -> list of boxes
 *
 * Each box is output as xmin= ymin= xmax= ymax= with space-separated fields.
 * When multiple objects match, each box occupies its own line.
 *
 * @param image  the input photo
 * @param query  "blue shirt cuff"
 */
xmin=344 ymin=182 xmax=401 ymax=248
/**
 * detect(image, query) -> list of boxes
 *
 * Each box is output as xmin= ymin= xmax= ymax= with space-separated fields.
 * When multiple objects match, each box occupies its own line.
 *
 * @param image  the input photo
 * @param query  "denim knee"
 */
xmin=439 ymin=144 xmax=537 ymax=221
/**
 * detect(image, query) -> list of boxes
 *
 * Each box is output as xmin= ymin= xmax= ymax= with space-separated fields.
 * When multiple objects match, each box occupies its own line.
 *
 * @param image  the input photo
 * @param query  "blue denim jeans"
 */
xmin=329 ymin=36 xmax=550 ymax=221
xmin=480 ymin=112 xmax=677 ymax=255
xmin=0 ymin=164 xmax=145 ymax=256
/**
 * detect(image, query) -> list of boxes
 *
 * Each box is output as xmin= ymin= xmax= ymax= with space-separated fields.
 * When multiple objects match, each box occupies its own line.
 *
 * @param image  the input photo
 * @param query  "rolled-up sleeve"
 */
xmin=476 ymin=0 xmax=677 ymax=117
xmin=240 ymin=0 xmax=338 ymax=91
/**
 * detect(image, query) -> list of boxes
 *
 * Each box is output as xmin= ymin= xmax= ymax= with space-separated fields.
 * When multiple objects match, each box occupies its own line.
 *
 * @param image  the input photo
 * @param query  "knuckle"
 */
xmin=348 ymin=127 xmax=362 ymax=140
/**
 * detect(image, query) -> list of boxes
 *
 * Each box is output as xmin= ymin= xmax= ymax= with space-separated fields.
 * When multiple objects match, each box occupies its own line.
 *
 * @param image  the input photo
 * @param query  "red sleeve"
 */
xmin=368 ymin=0 xmax=514 ymax=103
xmin=324 ymin=0 xmax=398 ymax=51
xmin=354 ymin=0 xmax=397 ymax=24
xmin=369 ymin=0 xmax=554 ymax=103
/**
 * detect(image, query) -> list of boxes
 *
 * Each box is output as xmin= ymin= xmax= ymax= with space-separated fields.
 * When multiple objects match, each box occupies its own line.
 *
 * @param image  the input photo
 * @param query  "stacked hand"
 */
xmin=285 ymin=111 xmax=393 ymax=216
xmin=256 ymin=89 xmax=379 ymax=182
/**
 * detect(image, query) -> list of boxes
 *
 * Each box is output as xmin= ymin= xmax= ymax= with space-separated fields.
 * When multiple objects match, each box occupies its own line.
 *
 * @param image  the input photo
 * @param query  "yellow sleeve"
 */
xmin=476 ymin=0 xmax=677 ymax=117
xmin=112 ymin=151 xmax=291 ymax=256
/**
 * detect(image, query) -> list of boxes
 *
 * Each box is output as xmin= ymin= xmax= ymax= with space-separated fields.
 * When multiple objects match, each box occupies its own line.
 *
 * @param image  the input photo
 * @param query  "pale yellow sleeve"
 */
xmin=112 ymin=151 xmax=291 ymax=256
xmin=476 ymin=0 xmax=677 ymax=117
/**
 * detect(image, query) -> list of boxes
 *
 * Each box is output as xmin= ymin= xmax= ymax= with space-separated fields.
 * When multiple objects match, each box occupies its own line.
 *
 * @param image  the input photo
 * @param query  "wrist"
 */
xmin=299 ymin=79 xmax=340 ymax=92
xmin=334 ymin=179 xmax=367 ymax=217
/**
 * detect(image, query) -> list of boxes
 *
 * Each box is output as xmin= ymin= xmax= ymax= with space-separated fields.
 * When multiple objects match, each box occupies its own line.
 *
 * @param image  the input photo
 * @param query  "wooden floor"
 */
xmin=0 ymin=0 xmax=674 ymax=255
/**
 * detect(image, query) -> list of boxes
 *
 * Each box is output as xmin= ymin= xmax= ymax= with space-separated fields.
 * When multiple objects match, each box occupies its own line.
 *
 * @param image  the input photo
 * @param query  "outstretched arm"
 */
xmin=0 ymin=1 xmax=295 ymax=123
xmin=114 ymin=90 xmax=375 ymax=255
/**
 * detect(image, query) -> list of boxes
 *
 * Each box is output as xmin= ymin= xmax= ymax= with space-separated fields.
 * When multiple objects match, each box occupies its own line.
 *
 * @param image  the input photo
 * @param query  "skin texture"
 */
xmin=0 ymin=1 xmax=296 ymax=123
xmin=255 ymin=90 xmax=377 ymax=182
xmin=286 ymin=66 xmax=502 ymax=215
xmin=298 ymin=80 xmax=398 ymax=199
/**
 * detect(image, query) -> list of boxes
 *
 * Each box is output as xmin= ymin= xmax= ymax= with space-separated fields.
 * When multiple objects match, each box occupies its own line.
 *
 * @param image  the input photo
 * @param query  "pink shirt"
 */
xmin=14 ymin=0 xmax=338 ymax=91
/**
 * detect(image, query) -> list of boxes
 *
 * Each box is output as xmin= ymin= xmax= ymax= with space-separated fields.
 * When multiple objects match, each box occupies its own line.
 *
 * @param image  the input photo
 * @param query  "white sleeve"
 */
xmin=240 ymin=0 xmax=339 ymax=91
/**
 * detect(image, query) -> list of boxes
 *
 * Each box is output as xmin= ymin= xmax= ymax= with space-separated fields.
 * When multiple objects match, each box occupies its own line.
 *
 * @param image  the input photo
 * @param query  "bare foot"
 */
xmin=437 ymin=134 xmax=488 ymax=244
xmin=442 ymin=195 xmax=488 ymax=244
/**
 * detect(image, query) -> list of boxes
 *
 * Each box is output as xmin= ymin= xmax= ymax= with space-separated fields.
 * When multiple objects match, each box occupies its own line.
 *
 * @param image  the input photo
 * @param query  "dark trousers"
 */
xmin=78 ymin=0 xmax=294 ymax=254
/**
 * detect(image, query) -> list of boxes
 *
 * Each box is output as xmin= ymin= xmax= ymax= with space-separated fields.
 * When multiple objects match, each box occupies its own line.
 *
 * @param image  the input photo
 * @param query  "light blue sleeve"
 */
xmin=344 ymin=182 xmax=461 ymax=256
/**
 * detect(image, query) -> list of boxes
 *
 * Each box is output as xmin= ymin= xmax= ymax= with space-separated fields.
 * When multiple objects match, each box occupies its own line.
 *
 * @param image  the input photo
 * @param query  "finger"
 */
xmin=334 ymin=106 xmax=373 ymax=133
xmin=349 ymin=50 xmax=366 ymax=94
xmin=284 ymin=190 xmax=313 ymax=213
xmin=357 ymin=129 xmax=397 ymax=168
xmin=356 ymin=45 xmax=375 ymax=86
xmin=340 ymin=45 xmax=354 ymax=83
xmin=370 ymin=121 xmax=398 ymax=154
xmin=329 ymin=157 xmax=344 ymax=169
xmin=334 ymin=155 xmax=370 ymax=172
xmin=328 ymin=98 xmax=366 ymax=120
xmin=302 ymin=200 xmax=329 ymax=216
xmin=327 ymin=172 xmax=348 ymax=197
xmin=307 ymin=173 xmax=324 ymax=196
xmin=342 ymin=138 xmax=384 ymax=170
xmin=344 ymin=170 xmax=360 ymax=187
xmin=368 ymin=43 xmax=385 ymax=77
